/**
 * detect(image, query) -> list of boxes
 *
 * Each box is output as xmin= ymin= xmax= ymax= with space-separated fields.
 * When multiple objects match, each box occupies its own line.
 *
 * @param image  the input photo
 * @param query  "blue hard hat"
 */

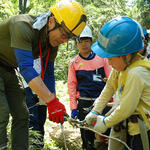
xmin=142 ymin=26 xmax=148 ymax=36
xmin=92 ymin=16 xmax=144 ymax=58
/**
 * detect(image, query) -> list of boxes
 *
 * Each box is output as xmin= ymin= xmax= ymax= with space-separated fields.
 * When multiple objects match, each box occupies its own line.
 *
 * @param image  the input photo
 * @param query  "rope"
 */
xmin=61 ymin=124 xmax=68 ymax=150
xmin=79 ymin=125 xmax=132 ymax=150
xmin=66 ymin=116 xmax=132 ymax=150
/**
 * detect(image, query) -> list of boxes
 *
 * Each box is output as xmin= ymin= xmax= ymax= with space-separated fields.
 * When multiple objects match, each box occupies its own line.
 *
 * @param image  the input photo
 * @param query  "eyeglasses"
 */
xmin=58 ymin=27 xmax=71 ymax=39
xmin=53 ymin=17 xmax=74 ymax=39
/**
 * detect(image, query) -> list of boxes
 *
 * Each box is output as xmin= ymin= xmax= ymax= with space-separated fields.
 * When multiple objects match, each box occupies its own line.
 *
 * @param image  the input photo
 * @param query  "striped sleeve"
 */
xmin=67 ymin=60 xmax=78 ymax=110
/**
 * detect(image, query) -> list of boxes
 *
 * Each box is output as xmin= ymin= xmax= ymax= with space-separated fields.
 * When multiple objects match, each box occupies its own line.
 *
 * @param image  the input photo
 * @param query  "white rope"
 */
xmin=66 ymin=116 xmax=132 ymax=150
xmin=79 ymin=126 xmax=132 ymax=150
xmin=61 ymin=124 xmax=68 ymax=150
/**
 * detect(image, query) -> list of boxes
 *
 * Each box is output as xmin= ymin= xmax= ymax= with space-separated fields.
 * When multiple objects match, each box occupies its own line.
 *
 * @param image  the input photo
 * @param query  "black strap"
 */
xmin=125 ymin=119 xmax=131 ymax=150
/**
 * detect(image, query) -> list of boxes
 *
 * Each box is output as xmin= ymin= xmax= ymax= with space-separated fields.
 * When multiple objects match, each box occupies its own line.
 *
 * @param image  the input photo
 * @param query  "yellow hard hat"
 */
xmin=50 ymin=0 xmax=87 ymax=37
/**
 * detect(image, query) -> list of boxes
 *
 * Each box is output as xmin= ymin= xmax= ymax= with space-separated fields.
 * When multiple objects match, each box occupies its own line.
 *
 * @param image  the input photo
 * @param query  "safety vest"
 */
xmin=114 ymin=59 xmax=150 ymax=127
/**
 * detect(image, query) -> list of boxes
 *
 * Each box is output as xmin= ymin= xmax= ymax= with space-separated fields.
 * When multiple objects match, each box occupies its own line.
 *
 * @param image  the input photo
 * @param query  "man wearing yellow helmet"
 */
xmin=0 ymin=0 xmax=86 ymax=149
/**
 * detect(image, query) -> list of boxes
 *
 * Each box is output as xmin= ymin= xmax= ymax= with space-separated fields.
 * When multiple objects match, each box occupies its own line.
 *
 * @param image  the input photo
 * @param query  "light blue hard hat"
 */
xmin=142 ymin=26 xmax=148 ymax=36
xmin=92 ymin=16 xmax=144 ymax=58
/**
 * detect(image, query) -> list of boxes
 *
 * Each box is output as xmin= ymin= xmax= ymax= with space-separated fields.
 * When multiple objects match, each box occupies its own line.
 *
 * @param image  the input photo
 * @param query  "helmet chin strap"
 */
xmin=46 ymin=17 xmax=61 ymax=45
xmin=122 ymin=52 xmax=137 ymax=69
xmin=47 ymin=17 xmax=60 ymax=35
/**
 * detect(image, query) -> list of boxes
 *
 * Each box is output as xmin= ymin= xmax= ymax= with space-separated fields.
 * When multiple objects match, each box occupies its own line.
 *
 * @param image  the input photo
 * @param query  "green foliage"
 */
xmin=27 ymin=0 xmax=56 ymax=15
xmin=55 ymin=81 xmax=70 ymax=103
xmin=55 ymin=40 xmax=78 ymax=82
xmin=84 ymin=0 xmax=129 ymax=43
xmin=7 ymin=117 xmax=63 ymax=150
xmin=28 ymin=129 xmax=62 ymax=150
xmin=0 ymin=0 xmax=56 ymax=21
xmin=128 ymin=0 xmax=150 ymax=29
xmin=0 ymin=0 xmax=18 ymax=21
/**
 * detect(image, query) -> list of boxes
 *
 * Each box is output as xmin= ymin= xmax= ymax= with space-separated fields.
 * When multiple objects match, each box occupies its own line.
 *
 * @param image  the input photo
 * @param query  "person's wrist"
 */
xmin=91 ymin=110 xmax=100 ymax=116
xmin=102 ymin=116 xmax=106 ymax=126
xmin=46 ymin=96 xmax=57 ymax=105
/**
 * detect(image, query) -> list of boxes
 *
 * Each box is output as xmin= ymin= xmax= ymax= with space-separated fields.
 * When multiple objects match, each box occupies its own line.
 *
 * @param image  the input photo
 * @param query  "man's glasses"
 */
xmin=58 ymin=27 xmax=72 ymax=39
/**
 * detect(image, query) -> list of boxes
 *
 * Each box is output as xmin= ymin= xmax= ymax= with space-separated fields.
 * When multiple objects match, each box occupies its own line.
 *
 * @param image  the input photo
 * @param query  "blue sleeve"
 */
xmin=14 ymin=48 xmax=39 ymax=83
xmin=43 ymin=57 xmax=56 ymax=93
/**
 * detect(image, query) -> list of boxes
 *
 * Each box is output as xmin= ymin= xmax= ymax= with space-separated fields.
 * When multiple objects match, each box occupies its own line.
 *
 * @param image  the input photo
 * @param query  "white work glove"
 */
xmin=94 ymin=115 xmax=108 ymax=133
xmin=85 ymin=110 xmax=100 ymax=126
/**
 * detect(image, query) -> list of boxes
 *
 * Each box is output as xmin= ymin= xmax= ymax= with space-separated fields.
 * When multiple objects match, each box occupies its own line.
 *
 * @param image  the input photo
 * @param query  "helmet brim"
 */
xmin=92 ymin=41 xmax=144 ymax=58
xmin=91 ymin=41 xmax=118 ymax=58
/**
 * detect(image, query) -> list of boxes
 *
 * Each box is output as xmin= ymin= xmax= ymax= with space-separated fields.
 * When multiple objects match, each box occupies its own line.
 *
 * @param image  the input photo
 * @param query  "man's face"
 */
xmin=49 ymin=27 xmax=69 ymax=47
xmin=76 ymin=38 xmax=92 ymax=54
xmin=48 ymin=17 xmax=70 ymax=47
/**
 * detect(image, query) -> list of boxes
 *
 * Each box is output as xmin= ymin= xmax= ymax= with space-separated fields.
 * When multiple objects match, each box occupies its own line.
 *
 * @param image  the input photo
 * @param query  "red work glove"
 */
xmin=46 ymin=96 xmax=66 ymax=124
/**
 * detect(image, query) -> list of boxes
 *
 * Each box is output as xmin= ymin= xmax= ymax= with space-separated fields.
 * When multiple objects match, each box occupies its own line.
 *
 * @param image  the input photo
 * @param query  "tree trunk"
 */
xmin=23 ymin=0 xmax=27 ymax=14
xmin=19 ymin=0 xmax=22 ymax=14
xmin=19 ymin=0 xmax=27 ymax=14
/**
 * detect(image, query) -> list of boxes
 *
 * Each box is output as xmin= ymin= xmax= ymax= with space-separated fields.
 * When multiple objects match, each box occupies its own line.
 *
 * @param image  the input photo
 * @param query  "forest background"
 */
xmin=0 ymin=0 xmax=150 ymax=149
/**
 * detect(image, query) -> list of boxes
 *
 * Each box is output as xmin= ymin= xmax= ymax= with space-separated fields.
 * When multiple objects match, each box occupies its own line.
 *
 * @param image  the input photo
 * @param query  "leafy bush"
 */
xmin=54 ymin=40 xmax=78 ymax=82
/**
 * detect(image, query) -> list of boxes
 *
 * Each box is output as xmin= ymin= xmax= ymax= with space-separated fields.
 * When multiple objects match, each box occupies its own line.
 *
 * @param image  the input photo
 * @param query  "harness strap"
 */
xmin=138 ymin=117 xmax=149 ymax=150
xmin=139 ymin=100 xmax=150 ymax=111
xmin=120 ymin=60 xmax=150 ymax=94
xmin=138 ymin=101 xmax=150 ymax=127
xmin=117 ymin=60 xmax=150 ymax=127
